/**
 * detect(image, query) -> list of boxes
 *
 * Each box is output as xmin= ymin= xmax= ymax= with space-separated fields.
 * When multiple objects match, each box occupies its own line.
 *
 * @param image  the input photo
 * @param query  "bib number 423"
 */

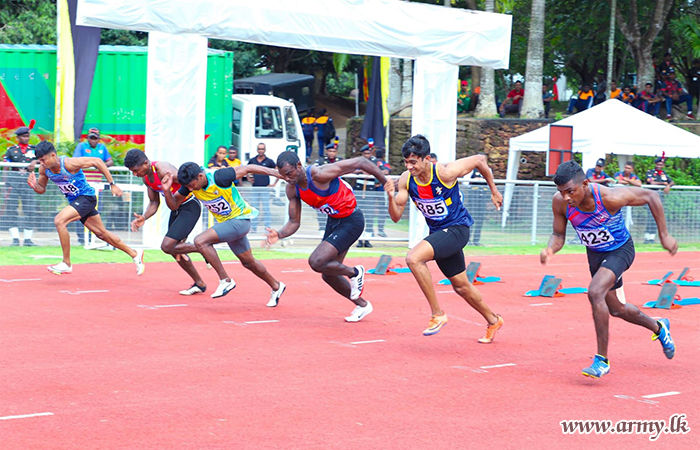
xmin=578 ymin=228 xmax=614 ymax=247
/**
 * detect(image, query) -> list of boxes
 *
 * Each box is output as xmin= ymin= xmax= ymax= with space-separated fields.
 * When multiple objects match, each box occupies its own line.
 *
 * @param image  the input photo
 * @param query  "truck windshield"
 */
xmin=255 ymin=106 xmax=284 ymax=139
xmin=284 ymin=106 xmax=298 ymax=142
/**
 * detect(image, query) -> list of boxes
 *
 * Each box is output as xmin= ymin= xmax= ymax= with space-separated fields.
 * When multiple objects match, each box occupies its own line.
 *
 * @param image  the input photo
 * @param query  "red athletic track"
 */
xmin=1 ymin=252 xmax=698 ymax=449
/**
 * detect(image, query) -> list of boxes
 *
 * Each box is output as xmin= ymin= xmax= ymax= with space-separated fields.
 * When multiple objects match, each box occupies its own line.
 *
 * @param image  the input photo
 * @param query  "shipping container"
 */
xmin=0 ymin=44 xmax=233 ymax=163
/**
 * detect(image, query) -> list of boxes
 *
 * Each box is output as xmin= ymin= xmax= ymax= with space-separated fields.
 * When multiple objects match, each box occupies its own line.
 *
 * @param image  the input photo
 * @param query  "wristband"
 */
xmin=109 ymin=181 xmax=116 ymax=186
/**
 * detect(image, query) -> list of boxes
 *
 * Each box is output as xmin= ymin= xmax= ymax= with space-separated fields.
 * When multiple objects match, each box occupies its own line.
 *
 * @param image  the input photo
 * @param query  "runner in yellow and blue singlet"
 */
xmin=163 ymin=163 xmax=286 ymax=304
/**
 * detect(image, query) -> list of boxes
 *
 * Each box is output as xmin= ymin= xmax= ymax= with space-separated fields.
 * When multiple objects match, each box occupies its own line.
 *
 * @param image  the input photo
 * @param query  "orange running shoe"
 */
xmin=478 ymin=314 xmax=504 ymax=343
xmin=423 ymin=313 xmax=448 ymax=336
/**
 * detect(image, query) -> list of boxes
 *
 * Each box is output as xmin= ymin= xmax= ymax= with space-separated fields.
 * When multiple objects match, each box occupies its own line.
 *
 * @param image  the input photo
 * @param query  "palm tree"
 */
xmin=521 ymin=0 xmax=545 ymax=118
xmin=475 ymin=0 xmax=498 ymax=118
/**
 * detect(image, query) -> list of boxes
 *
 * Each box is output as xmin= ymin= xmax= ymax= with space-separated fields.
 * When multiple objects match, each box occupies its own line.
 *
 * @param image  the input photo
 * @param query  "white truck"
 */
xmin=231 ymin=94 xmax=306 ymax=164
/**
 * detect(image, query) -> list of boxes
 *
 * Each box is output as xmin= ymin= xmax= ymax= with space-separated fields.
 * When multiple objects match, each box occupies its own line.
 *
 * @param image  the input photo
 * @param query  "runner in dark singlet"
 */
xmin=267 ymin=151 xmax=389 ymax=322
xmin=542 ymin=160 xmax=677 ymax=378
xmin=124 ymin=149 xmax=208 ymax=295
xmin=385 ymin=135 xmax=504 ymax=342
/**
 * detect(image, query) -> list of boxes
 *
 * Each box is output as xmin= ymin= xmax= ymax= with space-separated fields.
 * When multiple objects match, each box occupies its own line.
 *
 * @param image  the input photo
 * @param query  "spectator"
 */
xmin=466 ymin=167 xmax=490 ymax=246
xmin=313 ymin=142 xmax=344 ymax=234
xmin=614 ymin=162 xmax=642 ymax=187
xmin=636 ymin=83 xmax=662 ymax=116
xmin=246 ymin=143 xmax=277 ymax=233
xmin=658 ymin=52 xmax=675 ymax=76
xmin=429 ymin=153 xmax=438 ymax=163
xmin=594 ymin=75 xmax=607 ymax=105
xmin=457 ymin=80 xmax=471 ymax=114
xmin=689 ymin=59 xmax=700 ymax=110
xmin=225 ymin=145 xmax=242 ymax=186
xmin=620 ymin=86 xmax=635 ymax=105
xmin=499 ymin=80 xmax=523 ymax=117
xmin=609 ymin=81 xmax=622 ymax=100
xmin=662 ymin=69 xmax=695 ymax=120
xmin=644 ymin=157 xmax=674 ymax=244
xmin=72 ymin=127 xmax=113 ymax=245
xmin=207 ymin=146 xmax=229 ymax=170
xmin=3 ymin=126 xmax=37 ymax=246
xmin=301 ymin=111 xmax=316 ymax=162
xmin=586 ymin=158 xmax=613 ymax=186
xmin=566 ymin=84 xmax=595 ymax=113
xmin=542 ymin=83 xmax=553 ymax=118
xmin=315 ymin=108 xmax=334 ymax=158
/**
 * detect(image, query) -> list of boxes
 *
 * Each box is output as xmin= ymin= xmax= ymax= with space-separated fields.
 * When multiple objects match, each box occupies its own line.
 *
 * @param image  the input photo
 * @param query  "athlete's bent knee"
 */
xmin=308 ymin=255 xmax=326 ymax=273
xmin=161 ymin=241 xmax=175 ymax=254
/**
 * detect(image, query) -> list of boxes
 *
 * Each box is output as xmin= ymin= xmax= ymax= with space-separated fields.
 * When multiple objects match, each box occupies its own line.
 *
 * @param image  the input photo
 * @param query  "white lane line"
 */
xmin=437 ymin=290 xmax=453 ymax=294
xmin=244 ymin=320 xmax=279 ymax=324
xmin=0 ymin=412 xmax=54 ymax=421
xmin=0 ymin=278 xmax=42 ymax=283
xmin=642 ymin=391 xmax=681 ymax=399
xmin=613 ymin=395 xmax=659 ymax=404
xmin=349 ymin=339 xmax=385 ymax=345
xmin=281 ymin=269 xmax=304 ymax=273
xmin=530 ymin=303 xmax=553 ymax=306
xmin=59 ymin=290 xmax=109 ymax=295
xmin=152 ymin=304 xmax=188 ymax=308
xmin=480 ymin=363 xmax=516 ymax=369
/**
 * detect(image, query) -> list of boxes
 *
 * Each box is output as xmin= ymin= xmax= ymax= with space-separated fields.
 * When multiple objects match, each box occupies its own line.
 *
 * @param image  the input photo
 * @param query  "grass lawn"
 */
xmin=1 ymin=241 xmax=693 ymax=266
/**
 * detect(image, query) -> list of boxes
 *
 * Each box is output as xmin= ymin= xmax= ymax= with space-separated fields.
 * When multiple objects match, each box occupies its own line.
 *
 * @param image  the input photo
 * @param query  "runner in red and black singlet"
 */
xmin=124 ymin=149 xmax=207 ymax=296
xmin=266 ymin=151 xmax=389 ymax=323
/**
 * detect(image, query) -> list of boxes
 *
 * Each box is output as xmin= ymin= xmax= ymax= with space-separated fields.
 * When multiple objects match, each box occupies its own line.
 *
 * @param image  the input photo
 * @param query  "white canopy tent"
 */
xmin=503 ymin=99 xmax=700 ymax=225
xmin=75 ymin=0 xmax=512 ymax=246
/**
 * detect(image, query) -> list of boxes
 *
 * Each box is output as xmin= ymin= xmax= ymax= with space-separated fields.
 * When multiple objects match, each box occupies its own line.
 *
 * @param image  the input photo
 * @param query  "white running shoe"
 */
xmin=179 ymin=284 xmax=206 ymax=296
xmin=349 ymin=265 xmax=365 ymax=300
xmin=48 ymin=262 xmax=72 ymax=275
xmin=211 ymin=278 xmax=236 ymax=298
xmin=267 ymin=281 xmax=286 ymax=307
xmin=345 ymin=301 xmax=373 ymax=323
xmin=133 ymin=249 xmax=145 ymax=276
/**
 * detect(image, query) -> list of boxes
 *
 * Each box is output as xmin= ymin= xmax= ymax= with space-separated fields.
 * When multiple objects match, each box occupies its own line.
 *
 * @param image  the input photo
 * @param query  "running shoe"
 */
xmin=345 ymin=301 xmax=373 ymax=322
xmin=478 ymin=314 xmax=504 ymax=344
xmin=652 ymin=318 xmax=675 ymax=359
xmin=133 ymin=249 xmax=145 ymax=276
xmin=179 ymin=284 xmax=206 ymax=296
xmin=204 ymin=256 xmax=212 ymax=270
xmin=267 ymin=281 xmax=286 ymax=307
xmin=423 ymin=313 xmax=448 ymax=336
xmin=211 ymin=278 xmax=236 ymax=298
xmin=349 ymin=265 xmax=365 ymax=300
xmin=582 ymin=354 xmax=610 ymax=379
xmin=47 ymin=262 xmax=72 ymax=275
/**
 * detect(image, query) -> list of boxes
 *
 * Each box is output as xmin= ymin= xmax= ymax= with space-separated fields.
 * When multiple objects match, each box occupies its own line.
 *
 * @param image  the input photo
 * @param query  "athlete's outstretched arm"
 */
xmin=65 ymin=156 xmax=122 ymax=196
xmin=160 ymin=172 xmax=187 ymax=211
xmin=541 ymin=194 xmax=568 ymax=264
xmin=131 ymin=187 xmax=160 ymax=231
xmin=607 ymin=187 xmax=677 ymax=255
xmin=234 ymin=164 xmax=281 ymax=180
xmin=27 ymin=165 xmax=48 ymax=194
xmin=439 ymin=154 xmax=502 ymax=209
xmin=314 ymin=156 xmax=389 ymax=188
xmin=265 ymin=183 xmax=301 ymax=246
xmin=386 ymin=171 xmax=410 ymax=223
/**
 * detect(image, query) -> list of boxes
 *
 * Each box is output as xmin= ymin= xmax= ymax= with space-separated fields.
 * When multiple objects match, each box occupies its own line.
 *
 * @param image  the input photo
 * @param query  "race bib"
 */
xmin=315 ymin=203 xmax=339 ymax=216
xmin=202 ymin=196 xmax=232 ymax=216
xmin=576 ymin=227 xmax=615 ymax=249
xmin=56 ymin=181 xmax=79 ymax=196
xmin=414 ymin=198 xmax=448 ymax=220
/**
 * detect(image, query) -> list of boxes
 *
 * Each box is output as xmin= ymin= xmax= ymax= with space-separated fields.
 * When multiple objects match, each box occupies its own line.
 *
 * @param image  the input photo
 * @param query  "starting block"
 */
xmin=647 ymin=267 xmax=700 ymax=286
xmin=437 ymin=261 xmax=503 ymax=285
xmin=366 ymin=255 xmax=413 ymax=275
xmin=523 ymin=275 xmax=588 ymax=297
xmin=642 ymin=281 xmax=700 ymax=308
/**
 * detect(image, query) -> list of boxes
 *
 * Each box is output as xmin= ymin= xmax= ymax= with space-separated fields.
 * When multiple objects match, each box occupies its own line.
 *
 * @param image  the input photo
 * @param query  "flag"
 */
xmin=55 ymin=0 xmax=101 ymax=142
xmin=360 ymin=56 xmax=390 ymax=149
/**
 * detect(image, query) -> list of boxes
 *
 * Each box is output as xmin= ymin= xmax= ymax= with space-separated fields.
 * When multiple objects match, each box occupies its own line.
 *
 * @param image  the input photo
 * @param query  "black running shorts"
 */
xmin=70 ymin=195 xmax=99 ymax=224
xmin=425 ymin=224 xmax=471 ymax=278
xmin=166 ymin=198 xmax=202 ymax=241
xmin=586 ymin=238 xmax=635 ymax=290
xmin=323 ymin=208 xmax=365 ymax=254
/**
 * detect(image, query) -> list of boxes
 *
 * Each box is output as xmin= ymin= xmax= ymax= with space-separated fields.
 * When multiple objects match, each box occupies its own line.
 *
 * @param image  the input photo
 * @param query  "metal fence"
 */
xmin=2 ymin=163 xmax=698 ymax=248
